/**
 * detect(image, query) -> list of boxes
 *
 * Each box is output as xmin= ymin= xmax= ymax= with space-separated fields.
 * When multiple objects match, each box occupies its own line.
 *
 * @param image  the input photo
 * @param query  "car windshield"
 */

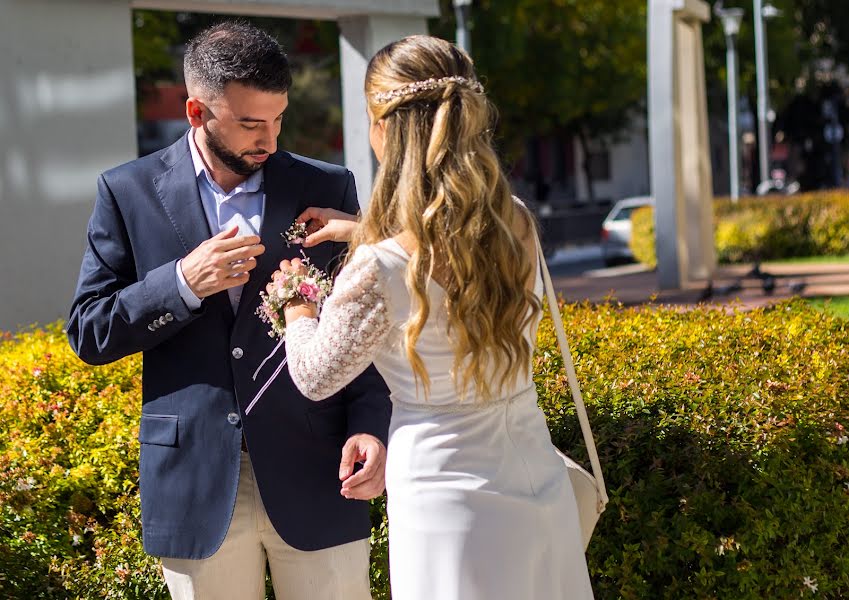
xmin=612 ymin=206 xmax=637 ymax=221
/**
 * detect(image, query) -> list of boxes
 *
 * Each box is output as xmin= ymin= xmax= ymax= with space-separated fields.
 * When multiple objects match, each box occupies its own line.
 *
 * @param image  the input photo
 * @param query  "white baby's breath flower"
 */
xmin=802 ymin=576 xmax=818 ymax=593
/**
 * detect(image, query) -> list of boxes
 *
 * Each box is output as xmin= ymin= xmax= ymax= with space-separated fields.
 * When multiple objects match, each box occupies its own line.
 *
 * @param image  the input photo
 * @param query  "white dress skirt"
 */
xmin=285 ymin=238 xmax=594 ymax=600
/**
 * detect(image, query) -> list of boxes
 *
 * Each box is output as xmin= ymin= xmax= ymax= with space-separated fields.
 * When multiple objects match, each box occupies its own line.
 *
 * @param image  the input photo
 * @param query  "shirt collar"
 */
xmin=187 ymin=129 xmax=264 ymax=196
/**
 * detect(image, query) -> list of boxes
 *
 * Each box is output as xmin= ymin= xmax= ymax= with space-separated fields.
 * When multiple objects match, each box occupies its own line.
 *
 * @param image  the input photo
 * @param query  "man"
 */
xmin=67 ymin=21 xmax=390 ymax=600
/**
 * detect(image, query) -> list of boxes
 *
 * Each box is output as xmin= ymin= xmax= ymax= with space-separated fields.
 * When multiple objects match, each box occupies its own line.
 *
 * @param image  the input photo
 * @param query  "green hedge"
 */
xmin=630 ymin=190 xmax=849 ymax=267
xmin=2 ymin=303 xmax=849 ymax=598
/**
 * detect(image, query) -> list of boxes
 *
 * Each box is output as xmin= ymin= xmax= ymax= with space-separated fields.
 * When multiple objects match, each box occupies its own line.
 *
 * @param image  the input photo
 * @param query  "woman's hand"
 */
xmin=273 ymin=258 xmax=318 ymax=321
xmin=296 ymin=207 xmax=359 ymax=247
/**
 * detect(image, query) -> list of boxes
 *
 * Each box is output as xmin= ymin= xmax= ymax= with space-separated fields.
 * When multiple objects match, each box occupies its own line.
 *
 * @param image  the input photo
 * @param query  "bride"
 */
xmin=276 ymin=35 xmax=593 ymax=600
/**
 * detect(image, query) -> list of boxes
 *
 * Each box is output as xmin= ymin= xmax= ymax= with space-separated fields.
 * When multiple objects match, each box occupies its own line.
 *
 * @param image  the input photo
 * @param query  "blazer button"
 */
xmin=227 ymin=412 xmax=240 ymax=425
xmin=165 ymin=313 xmax=174 ymax=322
xmin=232 ymin=347 xmax=244 ymax=359
xmin=148 ymin=324 xmax=156 ymax=332
xmin=158 ymin=316 xmax=168 ymax=326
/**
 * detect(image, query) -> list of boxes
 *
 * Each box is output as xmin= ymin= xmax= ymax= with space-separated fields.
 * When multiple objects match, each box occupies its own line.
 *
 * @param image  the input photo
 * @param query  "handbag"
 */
xmin=534 ymin=233 xmax=609 ymax=550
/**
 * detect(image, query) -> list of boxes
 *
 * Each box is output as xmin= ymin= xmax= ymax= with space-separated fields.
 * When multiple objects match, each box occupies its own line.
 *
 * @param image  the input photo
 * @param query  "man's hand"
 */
xmin=180 ymin=226 xmax=265 ymax=299
xmin=295 ymin=207 xmax=358 ymax=248
xmin=339 ymin=433 xmax=387 ymax=501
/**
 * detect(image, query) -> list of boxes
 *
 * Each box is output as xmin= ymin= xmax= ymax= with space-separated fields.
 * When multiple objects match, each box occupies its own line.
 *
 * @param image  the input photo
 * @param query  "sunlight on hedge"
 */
xmin=2 ymin=301 xmax=849 ymax=598
xmin=631 ymin=190 xmax=849 ymax=267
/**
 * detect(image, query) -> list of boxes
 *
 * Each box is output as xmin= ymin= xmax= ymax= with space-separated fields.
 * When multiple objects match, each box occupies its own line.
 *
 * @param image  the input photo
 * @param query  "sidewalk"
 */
xmin=551 ymin=261 xmax=849 ymax=309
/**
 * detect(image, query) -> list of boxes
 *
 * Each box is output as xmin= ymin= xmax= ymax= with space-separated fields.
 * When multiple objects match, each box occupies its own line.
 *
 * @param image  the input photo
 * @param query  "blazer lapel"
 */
xmin=237 ymin=151 xmax=301 ymax=320
xmin=153 ymin=136 xmax=212 ymax=254
xmin=153 ymin=135 xmax=233 ymax=321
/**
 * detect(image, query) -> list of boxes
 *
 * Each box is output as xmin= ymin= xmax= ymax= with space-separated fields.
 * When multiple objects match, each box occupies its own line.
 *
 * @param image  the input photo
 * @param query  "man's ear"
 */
xmin=186 ymin=98 xmax=205 ymax=128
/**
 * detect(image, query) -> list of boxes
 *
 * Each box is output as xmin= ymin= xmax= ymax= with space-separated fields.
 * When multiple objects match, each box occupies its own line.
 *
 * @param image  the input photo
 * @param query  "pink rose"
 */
xmin=299 ymin=282 xmax=320 ymax=302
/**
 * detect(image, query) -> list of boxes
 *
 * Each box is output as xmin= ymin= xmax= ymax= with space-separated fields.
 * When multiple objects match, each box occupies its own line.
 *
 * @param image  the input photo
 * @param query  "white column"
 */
xmin=339 ymin=15 xmax=428 ymax=210
xmin=0 ymin=0 xmax=137 ymax=330
xmin=648 ymin=0 xmax=715 ymax=289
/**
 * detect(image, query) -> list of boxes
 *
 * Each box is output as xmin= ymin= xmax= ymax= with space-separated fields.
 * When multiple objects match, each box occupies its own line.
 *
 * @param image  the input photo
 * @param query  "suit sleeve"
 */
xmin=66 ymin=174 xmax=203 ymax=365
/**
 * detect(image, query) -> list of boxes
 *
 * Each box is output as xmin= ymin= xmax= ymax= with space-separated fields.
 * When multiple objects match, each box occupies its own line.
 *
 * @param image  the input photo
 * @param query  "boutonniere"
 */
xmin=283 ymin=221 xmax=308 ymax=247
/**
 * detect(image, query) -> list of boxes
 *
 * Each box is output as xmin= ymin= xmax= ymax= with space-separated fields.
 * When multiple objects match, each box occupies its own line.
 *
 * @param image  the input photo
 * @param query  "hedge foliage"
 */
xmin=2 ymin=301 xmax=849 ymax=598
xmin=630 ymin=190 xmax=849 ymax=267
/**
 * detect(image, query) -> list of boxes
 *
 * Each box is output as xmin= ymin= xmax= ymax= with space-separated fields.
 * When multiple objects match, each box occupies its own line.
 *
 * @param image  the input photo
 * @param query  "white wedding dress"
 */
xmin=285 ymin=238 xmax=594 ymax=600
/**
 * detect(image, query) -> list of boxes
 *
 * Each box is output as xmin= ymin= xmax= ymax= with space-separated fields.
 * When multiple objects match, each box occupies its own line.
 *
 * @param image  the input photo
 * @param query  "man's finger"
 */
xmin=341 ymin=459 xmax=379 ymax=490
xmin=218 ymin=272 xmax=251 ymax=289
xmin=227 ymin=257 xmax=258 ymax=273
xmin=339 ymin=440 xmax=360 ymax=481
xmin=341 ymin=480 xmax=384 ymax=501
xmin=222 ymin=243 xmax=265 ymax=263
xmin=213 ymin=225 xmax=240 ymax=239
xmin=215 ymin=235 xmax=262 ymax=253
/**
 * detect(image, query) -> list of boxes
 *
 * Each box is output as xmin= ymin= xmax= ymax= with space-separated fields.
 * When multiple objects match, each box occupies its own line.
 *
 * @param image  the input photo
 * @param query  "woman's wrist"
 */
xmin=283 ymin=298 xmax=318 ymax=322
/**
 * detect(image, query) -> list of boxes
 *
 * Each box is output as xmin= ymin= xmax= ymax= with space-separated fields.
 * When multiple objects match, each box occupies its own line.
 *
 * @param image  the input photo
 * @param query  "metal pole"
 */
xmin=726 ymin=32 xmax=740 ymax=201
xmin=454 ymin=1 xmax=471 ymax=54
xmin=753 ymin=0 xmax=771 ymax=185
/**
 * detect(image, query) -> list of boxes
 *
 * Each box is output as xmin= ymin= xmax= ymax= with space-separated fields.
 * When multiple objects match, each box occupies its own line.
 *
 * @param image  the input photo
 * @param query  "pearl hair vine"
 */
xmin=371 ymin=76 xmax=484 ymax=104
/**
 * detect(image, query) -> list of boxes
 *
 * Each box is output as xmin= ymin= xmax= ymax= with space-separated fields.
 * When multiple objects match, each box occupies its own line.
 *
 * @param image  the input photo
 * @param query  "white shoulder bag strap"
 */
xmin=533 ymin=234 xmax=609 ymax=512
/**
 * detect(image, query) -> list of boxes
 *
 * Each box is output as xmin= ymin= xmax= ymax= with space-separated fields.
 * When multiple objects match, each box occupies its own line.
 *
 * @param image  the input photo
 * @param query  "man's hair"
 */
xmin=183 ymin=21 xmax=292 ymax=98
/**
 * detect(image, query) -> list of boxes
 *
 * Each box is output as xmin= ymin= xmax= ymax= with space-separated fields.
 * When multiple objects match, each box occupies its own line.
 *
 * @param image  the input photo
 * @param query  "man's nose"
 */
xmin=257 ymin=126 xmax=277 ymax=153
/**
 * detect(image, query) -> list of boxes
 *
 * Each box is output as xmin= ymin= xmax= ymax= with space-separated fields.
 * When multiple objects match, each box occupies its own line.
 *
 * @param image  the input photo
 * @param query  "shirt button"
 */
xmin=227 ymin=412 xmax=240 ymax=425
xmin=232 ymin=347 xmax=244 ymax=359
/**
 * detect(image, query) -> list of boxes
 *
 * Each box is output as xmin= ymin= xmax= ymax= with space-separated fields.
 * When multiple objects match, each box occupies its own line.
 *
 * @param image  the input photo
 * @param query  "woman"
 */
xmin=277 ymin=35 xmax=593 ymax=599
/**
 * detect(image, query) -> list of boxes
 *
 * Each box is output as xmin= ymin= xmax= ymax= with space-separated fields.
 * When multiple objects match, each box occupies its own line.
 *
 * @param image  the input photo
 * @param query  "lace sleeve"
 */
xmin=285 ymin=246 xmax=391 ymax=401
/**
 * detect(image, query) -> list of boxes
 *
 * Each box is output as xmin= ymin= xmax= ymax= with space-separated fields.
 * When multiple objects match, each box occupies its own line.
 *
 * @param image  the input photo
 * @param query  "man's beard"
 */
xmin=204 ymin=126 xmax=267 ymax=177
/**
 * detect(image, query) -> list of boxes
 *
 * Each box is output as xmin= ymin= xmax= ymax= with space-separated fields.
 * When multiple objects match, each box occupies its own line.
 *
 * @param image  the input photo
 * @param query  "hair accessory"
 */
xmin=371 ymin=76 xmax=484 ymax=104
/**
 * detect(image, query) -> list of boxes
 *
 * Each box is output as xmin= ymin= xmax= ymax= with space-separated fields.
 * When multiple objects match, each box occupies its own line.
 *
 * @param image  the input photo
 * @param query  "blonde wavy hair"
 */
xmin=351 ymin=35 xmax=541 ymax=401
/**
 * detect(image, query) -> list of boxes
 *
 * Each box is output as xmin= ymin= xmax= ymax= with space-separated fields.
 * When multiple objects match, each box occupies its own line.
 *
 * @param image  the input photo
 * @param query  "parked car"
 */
xmin=600 ymin=196 xmax=653 ymax=267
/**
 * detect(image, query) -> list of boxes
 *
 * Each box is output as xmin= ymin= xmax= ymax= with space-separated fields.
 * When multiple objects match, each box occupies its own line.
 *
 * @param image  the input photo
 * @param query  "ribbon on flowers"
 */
xmin=249 ymin=242 xmax=333 ymax=415
xmin=245 ymin=337 xmax=286 ymax=415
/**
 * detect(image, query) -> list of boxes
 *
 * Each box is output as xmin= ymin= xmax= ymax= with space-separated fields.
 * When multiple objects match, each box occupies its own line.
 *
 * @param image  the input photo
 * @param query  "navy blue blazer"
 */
xmin=67 ymin=136 xmax=391 ymax=559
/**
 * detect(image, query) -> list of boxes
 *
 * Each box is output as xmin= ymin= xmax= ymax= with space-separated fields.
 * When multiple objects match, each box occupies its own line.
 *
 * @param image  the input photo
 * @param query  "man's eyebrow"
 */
xmin=236 ymin=112 xmax=286 ymax=123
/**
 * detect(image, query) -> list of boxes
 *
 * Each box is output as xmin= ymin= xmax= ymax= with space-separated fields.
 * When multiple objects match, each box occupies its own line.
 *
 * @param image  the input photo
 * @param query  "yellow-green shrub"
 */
xmin=0 ymin=324 xmax=164 ymax=599
xmin=547 ymin=301 xmax=849 ymax=598
xmin=630 ymin=190 xmax=849 ymax=265
xmin=3 ymin=302 xmax=849 ymax=598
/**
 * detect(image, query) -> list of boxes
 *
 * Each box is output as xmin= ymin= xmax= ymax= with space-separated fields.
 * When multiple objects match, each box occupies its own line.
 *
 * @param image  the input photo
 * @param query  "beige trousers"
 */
xmin=161 ymin=452 xmax=372 ymax=600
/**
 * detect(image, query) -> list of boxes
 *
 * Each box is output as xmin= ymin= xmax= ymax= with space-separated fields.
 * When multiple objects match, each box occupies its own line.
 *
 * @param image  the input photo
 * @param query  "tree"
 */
xmin=432 ymin=0 xmax=648 ymax=201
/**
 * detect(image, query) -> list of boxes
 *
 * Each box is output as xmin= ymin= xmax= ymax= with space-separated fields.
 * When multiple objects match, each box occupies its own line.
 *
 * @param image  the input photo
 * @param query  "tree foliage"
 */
xmin=432 ymin=0 xmax=648 ymax=161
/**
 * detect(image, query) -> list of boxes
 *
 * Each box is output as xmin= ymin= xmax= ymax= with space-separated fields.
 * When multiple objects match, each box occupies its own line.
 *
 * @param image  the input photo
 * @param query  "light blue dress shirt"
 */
xmin=176 ymin=130 xmax=266 ymax=312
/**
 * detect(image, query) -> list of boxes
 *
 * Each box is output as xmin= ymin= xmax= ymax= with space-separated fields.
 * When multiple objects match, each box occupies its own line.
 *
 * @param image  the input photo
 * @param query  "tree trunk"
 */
xmin=576 ymin=127 xmax=596 ymax=204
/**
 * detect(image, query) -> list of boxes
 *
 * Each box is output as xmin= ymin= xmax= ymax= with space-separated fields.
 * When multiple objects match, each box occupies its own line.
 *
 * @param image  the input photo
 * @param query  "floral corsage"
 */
xmin=247 ymin=224 xmax=334 ymax=415
xmin=256 ymin=253 xmax=333 ymax=339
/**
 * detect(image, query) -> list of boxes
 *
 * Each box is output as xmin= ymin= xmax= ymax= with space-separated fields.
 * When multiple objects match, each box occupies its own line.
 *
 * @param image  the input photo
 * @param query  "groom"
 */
xmin=67 ymin=22 xmax=390 ymax=600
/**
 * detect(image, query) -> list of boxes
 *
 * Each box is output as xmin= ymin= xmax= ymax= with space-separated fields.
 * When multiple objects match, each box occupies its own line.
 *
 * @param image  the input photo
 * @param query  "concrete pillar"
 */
xmin=648 ymin=0 xmax=715 ymax=289
xmin=0 ymin=0 xmax=137 ymax=331
xmin=339 ymin=15 xmax=429 ymax=209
